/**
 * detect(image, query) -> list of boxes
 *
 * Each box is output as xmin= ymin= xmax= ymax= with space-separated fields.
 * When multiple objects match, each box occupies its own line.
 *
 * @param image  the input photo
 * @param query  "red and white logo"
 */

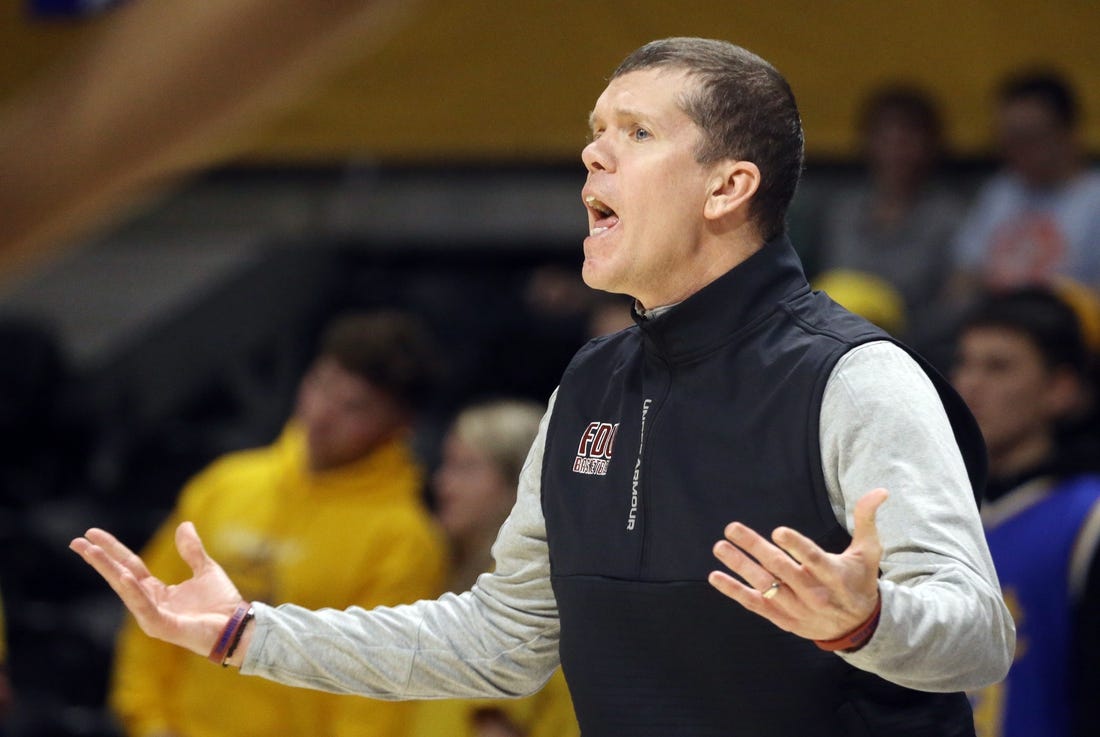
xmin=572 ymin=421 xmax=618 ymax=476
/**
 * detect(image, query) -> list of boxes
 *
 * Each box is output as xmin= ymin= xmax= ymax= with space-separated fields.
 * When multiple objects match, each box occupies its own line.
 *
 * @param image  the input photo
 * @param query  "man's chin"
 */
xmin=581 ymin=260 xmax=619 ymax=294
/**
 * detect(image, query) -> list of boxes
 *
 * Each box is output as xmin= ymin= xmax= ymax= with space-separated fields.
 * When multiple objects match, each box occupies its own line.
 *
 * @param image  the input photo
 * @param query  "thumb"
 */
xmin=174 ymin=521 xmax=212 ymax=576
xmin=851 ymin=487 xmax=889 ymax=557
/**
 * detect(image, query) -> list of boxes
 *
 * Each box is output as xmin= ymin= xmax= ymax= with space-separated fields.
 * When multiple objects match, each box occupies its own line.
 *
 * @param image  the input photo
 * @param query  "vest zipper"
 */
xmin=635 ymin=354 xmax=671 ymax=573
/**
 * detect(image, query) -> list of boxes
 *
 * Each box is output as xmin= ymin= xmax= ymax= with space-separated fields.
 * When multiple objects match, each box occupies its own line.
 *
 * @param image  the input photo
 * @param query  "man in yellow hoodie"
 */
xmin=110 ymin=310 xmax=448 ymax=737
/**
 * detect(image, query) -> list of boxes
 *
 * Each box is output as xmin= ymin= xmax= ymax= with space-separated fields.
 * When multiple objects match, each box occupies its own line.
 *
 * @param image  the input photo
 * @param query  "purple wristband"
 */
xmin=208 ymin=603 xmax=251 ymax=665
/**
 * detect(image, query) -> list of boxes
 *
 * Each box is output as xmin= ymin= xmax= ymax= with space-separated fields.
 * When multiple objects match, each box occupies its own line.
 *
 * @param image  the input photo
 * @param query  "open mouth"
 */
xmin=585 ymin=195 xmax=620 ymax=236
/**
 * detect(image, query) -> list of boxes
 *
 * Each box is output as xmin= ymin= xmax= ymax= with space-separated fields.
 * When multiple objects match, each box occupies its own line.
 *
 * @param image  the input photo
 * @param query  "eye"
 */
xmin=631 ymin=126 xmax=651 ymax=142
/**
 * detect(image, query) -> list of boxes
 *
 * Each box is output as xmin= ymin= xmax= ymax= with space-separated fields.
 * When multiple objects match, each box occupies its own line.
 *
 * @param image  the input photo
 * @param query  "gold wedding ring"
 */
xmin=762 ymin=581 xmax=782 ymax=599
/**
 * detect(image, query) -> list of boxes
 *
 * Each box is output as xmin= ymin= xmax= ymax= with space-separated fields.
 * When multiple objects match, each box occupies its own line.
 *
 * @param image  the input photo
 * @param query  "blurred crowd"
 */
xmin=802 ymin=69 xmax=1100 ymax=363
xmin=802 ymin=67 xmax=1100 ymax=737
xmin=0 ymin=66 xmax=1099 ymax=737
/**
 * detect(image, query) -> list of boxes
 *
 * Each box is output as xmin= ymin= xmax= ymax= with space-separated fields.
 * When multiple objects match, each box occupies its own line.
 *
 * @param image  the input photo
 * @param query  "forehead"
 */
xmin=998 ymin=97 xmax=1063 ymax=129
xmin=588 ymin=67 xmax=697 ymax=128
xmin=962 ymin=325 xmax=1043 ymax=359
xmin=443 ymin=429 xmax=475 ymax=452
xmin=309 ymin=356 xmax=382 ymax=399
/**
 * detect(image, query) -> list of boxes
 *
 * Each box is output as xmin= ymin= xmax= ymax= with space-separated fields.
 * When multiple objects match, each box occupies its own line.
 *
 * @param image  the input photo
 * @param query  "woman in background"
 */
xmin=416 ymin=400 xmax=579 ymax=737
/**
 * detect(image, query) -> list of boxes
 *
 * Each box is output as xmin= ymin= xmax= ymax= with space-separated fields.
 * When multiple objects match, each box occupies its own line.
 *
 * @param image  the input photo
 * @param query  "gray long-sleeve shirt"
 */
xmin=241 ymin=341 xmax=1015 ymax=696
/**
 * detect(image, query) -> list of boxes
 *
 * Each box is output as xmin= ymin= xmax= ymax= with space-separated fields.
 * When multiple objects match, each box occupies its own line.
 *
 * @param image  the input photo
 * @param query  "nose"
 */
xmin=582 ymin=137 xmax=612 ymax=173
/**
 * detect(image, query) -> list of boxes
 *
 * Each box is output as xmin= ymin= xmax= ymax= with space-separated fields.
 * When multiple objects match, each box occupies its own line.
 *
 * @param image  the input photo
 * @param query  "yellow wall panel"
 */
xmin=2 ymin=0 xmax=1097 ymax=162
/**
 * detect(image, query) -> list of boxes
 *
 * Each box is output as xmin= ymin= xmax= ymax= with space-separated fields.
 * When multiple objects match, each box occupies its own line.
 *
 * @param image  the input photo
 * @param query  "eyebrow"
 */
xmin=587 ymin=107 xmax=648 ymax=131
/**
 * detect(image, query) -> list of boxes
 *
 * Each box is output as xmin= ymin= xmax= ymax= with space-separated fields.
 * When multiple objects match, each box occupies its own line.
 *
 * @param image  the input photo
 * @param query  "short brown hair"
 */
xmin=318 ymin=310 xmax=441 ymax=410
xmin=859 ymin=85 xmax=943 ymax=143
xmin=612 ymin=37 xmax=804 ymax=242
xmin=998 ymin=69 xmax=1079 ymax=129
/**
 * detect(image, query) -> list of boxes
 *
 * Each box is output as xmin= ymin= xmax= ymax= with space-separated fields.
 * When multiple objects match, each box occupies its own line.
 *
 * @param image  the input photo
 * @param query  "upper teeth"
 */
xmin=586 ymin=195 xmax=613 ymax=216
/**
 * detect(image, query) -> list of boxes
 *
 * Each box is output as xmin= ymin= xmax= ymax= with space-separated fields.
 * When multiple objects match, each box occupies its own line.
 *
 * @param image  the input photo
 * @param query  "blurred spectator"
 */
xmin=1054 ymin=277 xmax=1100 ymax=357
xmin=431 ymin=401 xmax=544 ymax=594
xmin=816 ymin=85 xmax=965 ymax=336
xmin=109 ymin=310 xmax=449 ymax=737
xmin=952 ymin=70 xmax=1100 ymax=295
xmin=415 ymin=400 xmax=578 ymax=737
xmin=952 ymin=288 xmax=1100 ymax=737
xmin=812 ymin=269 xmax=908 ymax=337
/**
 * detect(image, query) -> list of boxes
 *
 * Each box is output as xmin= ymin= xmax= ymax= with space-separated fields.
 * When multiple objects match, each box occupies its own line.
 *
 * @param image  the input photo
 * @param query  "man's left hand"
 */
xmin=708 ymin=487 xmax=888 ymax=642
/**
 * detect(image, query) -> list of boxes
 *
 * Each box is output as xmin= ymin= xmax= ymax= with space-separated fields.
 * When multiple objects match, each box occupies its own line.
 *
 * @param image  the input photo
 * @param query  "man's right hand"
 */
xmin=70 ymin=522 xmax=246 ymax=658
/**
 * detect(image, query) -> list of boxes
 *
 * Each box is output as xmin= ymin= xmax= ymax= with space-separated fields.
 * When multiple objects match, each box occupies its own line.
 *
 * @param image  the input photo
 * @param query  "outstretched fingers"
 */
xmin=70 ymin=535 xmax=162 ymax=626
xmin=708 ymin=489 xmax=891 ymax=641
xmin=708 ymin=523 xmax=821 ymax=629
xmin=718 ymin=522 xmax=814 ymax=590
xmin=769 ymin=525 xmax=838 ymax=586
xmin=83 ymin=527 xmax=154 ymax=581
xmin=707 ymin=569 xmax=758 ymax=607
xmin=711 ymin=538 xmax=771 ymax=593
xmin=174 ymin=521 xmax=213 ymax=577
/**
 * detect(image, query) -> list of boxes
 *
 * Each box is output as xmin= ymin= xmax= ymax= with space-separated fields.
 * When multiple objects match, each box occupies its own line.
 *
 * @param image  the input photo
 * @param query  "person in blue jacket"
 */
xmin=954 ymin=287 xmax=1100 ymax=737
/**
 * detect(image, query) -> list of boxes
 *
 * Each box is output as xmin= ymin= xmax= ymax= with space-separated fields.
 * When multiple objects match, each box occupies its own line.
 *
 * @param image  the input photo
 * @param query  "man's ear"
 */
xmin=704 ymin=160 xmax=760 ymax=221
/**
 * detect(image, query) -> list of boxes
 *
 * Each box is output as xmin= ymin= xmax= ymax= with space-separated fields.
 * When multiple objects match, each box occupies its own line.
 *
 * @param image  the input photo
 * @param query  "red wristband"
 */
xmin=814 ymin=594 xmax=882 ymax=652
xmin=208 ymin=603 xmax=252 ymax=665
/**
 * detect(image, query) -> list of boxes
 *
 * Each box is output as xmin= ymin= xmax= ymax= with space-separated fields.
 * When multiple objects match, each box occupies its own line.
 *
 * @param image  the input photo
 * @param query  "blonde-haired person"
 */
xmin=414 ymin=400 xmax=579 ymax=737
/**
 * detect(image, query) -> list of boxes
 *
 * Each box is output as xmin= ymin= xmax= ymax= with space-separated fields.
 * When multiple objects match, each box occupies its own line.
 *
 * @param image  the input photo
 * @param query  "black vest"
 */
xmin=541 ymin=238 xmax=984 ymax=737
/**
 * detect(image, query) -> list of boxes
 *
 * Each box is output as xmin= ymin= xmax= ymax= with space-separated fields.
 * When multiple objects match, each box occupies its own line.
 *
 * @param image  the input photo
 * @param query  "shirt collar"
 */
xmin=632 ymin=235 xmax=810 ymax=362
